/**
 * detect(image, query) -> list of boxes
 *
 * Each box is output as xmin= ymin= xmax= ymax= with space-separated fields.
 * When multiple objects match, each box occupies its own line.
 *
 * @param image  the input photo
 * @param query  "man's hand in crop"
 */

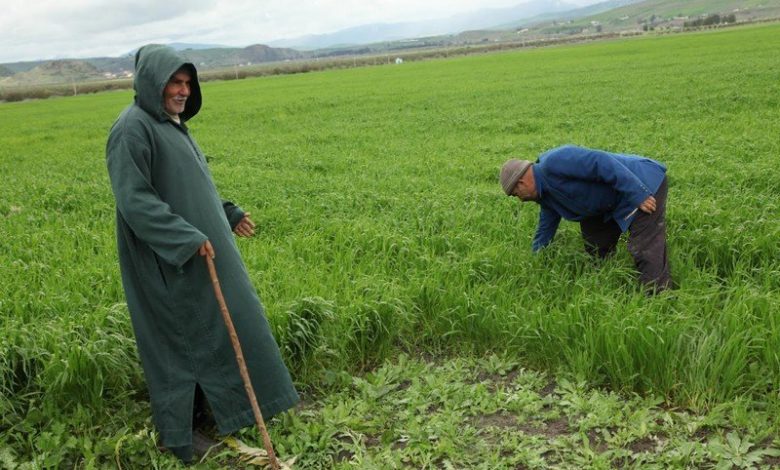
xmin=234 ymin=212 xmax=256 ymax=237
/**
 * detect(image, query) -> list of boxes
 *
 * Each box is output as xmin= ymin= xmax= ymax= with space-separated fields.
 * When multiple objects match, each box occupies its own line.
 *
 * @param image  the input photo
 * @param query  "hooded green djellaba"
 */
xmin=106 ymin=44 xmax=299 ymax=461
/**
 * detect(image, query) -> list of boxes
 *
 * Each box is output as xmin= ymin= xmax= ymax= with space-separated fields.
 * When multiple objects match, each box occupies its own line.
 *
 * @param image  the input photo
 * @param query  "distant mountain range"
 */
xmin=2 ymin=0 xmax=778 ymax=87
xmin=492 ymin=0 xmax=644 ymax=30
xmin=0 ymin=44 xmax=308 ymax=84
xmin=268 ymin=0 xmax=580 ymax=49
xmin=521 ymin=0 xmax=780 ymax=35
xmin=123 ymin=42 xmax=231 ymax=57
xmin=7 ymin=60 xmax=102 ymax=85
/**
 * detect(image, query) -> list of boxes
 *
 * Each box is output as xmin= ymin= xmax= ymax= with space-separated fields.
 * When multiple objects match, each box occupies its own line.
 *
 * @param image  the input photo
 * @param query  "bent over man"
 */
xmin=500 ymin=145 xmax=672 ymax=293
xmin=106 ymin=44 xmax=298 ymax=462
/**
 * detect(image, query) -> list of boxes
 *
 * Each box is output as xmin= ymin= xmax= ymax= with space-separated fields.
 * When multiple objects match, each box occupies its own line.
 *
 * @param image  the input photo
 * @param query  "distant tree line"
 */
xmin=684 ymin=14 xmax=737 ymax=28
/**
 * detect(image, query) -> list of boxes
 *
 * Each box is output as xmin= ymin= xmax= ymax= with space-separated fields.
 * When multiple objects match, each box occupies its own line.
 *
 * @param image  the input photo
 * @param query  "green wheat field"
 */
xmin=1 ymin=23 xmax=779 ymax=468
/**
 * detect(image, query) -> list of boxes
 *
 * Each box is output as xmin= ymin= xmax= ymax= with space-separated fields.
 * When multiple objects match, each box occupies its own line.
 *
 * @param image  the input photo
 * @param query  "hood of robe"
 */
xmin=133 ymin=44 xmax=202 ymax=122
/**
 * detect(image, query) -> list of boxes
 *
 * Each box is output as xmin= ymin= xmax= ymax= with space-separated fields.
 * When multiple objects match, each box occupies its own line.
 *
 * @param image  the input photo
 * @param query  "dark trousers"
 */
xmin=579 ymin=177 xmax=672 ymax=292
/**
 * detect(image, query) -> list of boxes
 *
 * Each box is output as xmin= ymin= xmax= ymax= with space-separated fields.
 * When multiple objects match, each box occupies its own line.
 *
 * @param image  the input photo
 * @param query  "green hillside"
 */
xmin=597 ymin=0 xmax=776 ymax=18
xmin=581 ymin=0 xmax=780 ymax=29
xmin=493 ymin=0 xmax=645 ymax=30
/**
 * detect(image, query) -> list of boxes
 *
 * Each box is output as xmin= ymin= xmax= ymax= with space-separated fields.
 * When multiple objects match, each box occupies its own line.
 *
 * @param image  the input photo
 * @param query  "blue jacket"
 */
xmin=531 ymin=145 xmax=667 ymax=251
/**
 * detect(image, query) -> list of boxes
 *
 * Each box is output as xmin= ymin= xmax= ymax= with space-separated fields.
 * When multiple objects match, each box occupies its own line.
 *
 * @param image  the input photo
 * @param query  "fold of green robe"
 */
xmin=106 ymin=44 xmax=298 ymax=455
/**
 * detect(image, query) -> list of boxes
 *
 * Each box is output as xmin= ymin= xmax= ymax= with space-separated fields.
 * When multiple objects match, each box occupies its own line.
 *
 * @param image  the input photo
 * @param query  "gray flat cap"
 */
xmin=500 ymin=159 xmax=532 ymax=195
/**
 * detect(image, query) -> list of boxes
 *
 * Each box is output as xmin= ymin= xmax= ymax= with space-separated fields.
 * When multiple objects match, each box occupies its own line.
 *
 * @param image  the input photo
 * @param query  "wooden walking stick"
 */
xmin=205 ymin=255 xmax=281 ymax=470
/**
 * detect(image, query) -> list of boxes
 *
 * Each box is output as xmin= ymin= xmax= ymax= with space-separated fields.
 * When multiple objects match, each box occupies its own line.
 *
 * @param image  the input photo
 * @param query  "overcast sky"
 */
xmin=0 ymin=0 xmax=603 ymax=63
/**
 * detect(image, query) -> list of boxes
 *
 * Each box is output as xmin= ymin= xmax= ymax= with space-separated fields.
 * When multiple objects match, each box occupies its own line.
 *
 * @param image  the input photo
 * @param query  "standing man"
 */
xmin=500 ymin=144 xmax=672 ymax=293
xmin=106 ymin=44 xmax=298 ymax=463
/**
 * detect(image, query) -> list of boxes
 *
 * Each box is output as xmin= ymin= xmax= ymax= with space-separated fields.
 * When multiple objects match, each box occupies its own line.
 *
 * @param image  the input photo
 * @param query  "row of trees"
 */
xmin=642 ymin=13 xmax=738 ymax=31
xmin=684 ymin=13 xmax=737 ymax=28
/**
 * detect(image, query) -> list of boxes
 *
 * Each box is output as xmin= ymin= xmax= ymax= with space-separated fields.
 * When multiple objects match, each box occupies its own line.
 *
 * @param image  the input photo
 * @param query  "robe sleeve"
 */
xmin=107 ymin=130 xmax=208 ymax=268
xmin=222 ymin=200 xmax=246 ymax=230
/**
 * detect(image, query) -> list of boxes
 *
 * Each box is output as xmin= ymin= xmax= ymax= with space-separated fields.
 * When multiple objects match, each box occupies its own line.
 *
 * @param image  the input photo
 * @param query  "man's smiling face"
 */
xmin=163 ymin=69 xmax=191 ymax=116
